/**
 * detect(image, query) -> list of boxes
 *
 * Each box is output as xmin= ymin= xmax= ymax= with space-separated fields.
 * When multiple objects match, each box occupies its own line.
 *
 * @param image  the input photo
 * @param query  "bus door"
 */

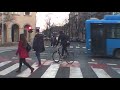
xmin=91 ymin=23 xmax=106 ymax=55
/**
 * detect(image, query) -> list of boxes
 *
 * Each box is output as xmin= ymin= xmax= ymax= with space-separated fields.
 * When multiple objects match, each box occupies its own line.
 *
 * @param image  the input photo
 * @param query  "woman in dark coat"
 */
xmin=33 ymin=29 xmax=45 ymax=66
xmin=16 ymin=34 xmax=34 ymax=73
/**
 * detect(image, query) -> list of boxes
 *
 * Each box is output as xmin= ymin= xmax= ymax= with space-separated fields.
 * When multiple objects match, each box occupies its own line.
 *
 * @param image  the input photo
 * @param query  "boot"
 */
xmin=31 ymin=67 xmax=34 ymax=73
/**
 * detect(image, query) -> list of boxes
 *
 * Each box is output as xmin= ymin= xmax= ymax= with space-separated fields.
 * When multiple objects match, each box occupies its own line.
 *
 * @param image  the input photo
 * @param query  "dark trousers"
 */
xmin=62 ymin=45 xmax=69 ymax=56
xmin=35 ymin=51 xmax=41 ymax=64
xmin=51 ymin=41 xmax=56 ymax=47
xmin=18 ymin=58 xmax=32 ymax=70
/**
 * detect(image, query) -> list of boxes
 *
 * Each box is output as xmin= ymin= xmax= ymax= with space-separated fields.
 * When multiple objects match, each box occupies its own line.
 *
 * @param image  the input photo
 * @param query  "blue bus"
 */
xmin=85 ymin=15 xmax=120 ymax=58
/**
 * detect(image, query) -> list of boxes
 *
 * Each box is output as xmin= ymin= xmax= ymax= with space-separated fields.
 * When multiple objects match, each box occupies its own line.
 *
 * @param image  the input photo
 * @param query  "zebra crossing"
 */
xmin=45 ymin=45 xmax=85 ymax=49
xmin=0 ymin=59 xmax=120 ymax=78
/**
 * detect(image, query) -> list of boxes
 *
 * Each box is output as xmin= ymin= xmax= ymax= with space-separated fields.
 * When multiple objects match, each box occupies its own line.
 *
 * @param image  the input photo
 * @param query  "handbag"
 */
xmin=26 ymin=43 xmax=31 ymax=52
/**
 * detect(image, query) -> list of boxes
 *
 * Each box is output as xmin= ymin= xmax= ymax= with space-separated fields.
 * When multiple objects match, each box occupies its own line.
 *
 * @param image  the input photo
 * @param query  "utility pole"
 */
xmin=1 ymin=12 xmax=4 ymax=44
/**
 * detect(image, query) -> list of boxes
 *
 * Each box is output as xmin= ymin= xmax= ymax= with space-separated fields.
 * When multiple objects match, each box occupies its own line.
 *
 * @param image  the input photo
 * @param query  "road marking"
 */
xmin=17 ymin=62 xmax=39 ymax=77
xmin=12 ymin=56 xmax=18 ymax=60
xmin=88 ymin=62 xmax=97 ymax=64
xmin=41 ymin=53 xmax=48 ymax=55
xmin=69 ymin=67 xmax=83 ymax=78
xmin=0 ymin=61 xmax=12 ymax=67
xmin=45 ymin=46 xmax=49 ymax=48
xmin=82 ymin=47 xmax=86 ymax=49
xmin=0 ymin=50 xmax=13 ymax=53
xmin=91 ymin=59 xmax=95 ymax=61
xmin=70 ymin=46 xmax=73 ymax=48
xmin=43 ymin=60 xmax=54 ymax=65
xmin=0 ymin=63 xmax=19 ymax=75
xmin=107 ymin=63 xmax=117 ymax=66
xmin=91 ymin=67 xmax=111 ymax=78
xmin=26 ymin=58 xmax=32 ymax=60
xmin=76 ymin=46 xmax=80 ymax=48
xmin=41 ymin=63 xmax=60 ymax=78
xmin=0 ymin=49 xmax=17 ymax=53
xmin=60 ymin=61 xmax=80 ymax=67
xmin=41 ymin=59 xmax=46 ymax=61
xmin=112 ymin=67 xmax=120 ymax=74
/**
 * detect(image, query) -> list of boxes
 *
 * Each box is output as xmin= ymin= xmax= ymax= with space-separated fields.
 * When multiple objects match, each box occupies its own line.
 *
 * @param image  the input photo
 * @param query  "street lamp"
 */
xmin=1 ymin=12 xmax=4 ymax=44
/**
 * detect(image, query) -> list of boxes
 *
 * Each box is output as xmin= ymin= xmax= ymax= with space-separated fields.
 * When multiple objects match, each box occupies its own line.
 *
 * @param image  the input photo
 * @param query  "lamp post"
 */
xmin=1 ymin=12 xmax=4 ymax=44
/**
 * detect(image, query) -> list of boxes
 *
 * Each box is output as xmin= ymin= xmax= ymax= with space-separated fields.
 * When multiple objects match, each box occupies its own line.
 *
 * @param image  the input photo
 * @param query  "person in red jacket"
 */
xmin=16 ymin=33 xmax=34 ymax=73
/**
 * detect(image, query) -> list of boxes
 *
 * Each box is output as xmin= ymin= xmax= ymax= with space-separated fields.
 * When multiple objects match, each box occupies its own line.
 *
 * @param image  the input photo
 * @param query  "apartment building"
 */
xmin=0 ymin=12 xmax=36 ymax=44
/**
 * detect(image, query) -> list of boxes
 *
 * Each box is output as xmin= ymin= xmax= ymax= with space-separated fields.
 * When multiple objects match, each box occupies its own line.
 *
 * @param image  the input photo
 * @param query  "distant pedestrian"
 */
xmin=32 ymin=29 xmax=45 ymax=66
xmin=16 ymin=33 xmax=34 ymax=73
xmin=51 ymin=35 xmax=57 ymax=47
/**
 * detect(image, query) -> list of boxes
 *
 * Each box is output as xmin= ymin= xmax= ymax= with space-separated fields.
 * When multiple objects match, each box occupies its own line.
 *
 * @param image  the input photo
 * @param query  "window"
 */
xmin=25 ymin=12 xmax=30 ymax=15
xmin=11 ymin=12 xmax=20 ymax=15
xmin=106 ymin=24 xmax=120 ymax=38
xmin=4 ymin=12 xmax=9 ymax=14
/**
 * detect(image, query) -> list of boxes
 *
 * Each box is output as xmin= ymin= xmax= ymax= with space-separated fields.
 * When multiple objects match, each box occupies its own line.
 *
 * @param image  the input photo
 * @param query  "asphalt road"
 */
xmin=0 ymin=42 xmax=120 ymax=78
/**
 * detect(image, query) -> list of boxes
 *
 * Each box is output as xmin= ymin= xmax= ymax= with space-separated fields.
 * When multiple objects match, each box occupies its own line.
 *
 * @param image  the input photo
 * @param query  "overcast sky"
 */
xmin=36 ymin=12 xmax=70 ymax=32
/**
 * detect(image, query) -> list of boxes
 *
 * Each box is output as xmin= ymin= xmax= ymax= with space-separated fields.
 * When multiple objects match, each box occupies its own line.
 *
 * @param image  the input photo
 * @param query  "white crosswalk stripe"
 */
xmin=0 ymin=63 xmax=19 ymax=75
xmin=76 ymin=46 xmax=80 ymax=48
xmin=70 ymin=46 xmax=73 ymax=48
xmin=41 ymin=63 xmax=60 ymax=78
xmin=0 ymin=61 xmax=12 ymax=67
xmin=69 ymin=67 xmax=83 ymax=78
xmin=91 ymin=67 xmax=111 ymax=78
xmin=82 ymin=47 xmax=86 ymax=49
xmin=112 ymin=67 xmax=120 ymax=74
xmin=17 ymin=62 xmax=39 ymax=77
xmin=0 ymin=60 xmax=120 ymax=78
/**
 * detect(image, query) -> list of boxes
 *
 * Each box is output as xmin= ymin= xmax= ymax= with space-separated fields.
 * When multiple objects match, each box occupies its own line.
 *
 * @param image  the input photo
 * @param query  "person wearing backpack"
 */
xmin=56 ymin=31 xmax=70 ymax=58
xmin=32 ymin=29 xmax=45 ymax=66
xmin=16 ymin=33 xmax=34 ymax=73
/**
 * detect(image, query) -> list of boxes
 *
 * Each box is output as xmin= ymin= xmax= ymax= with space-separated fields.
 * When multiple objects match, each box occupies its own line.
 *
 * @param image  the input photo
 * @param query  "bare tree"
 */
xmin=45 ymin=13 xmax=53 ymax=38
xmin=62 ymin=18 xmax=69 ymax=35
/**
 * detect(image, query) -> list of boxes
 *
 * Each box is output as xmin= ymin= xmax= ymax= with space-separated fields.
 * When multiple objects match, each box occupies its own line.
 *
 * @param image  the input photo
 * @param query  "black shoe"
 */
xmin=31 ymin=68 xmax=34 ymax=73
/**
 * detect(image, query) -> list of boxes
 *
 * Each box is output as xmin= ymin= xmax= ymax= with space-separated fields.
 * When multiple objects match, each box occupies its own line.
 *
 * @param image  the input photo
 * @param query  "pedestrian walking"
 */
xmin=51 ymin=35 xmax=57 ymax=47
xmin=16 ymin=33 xmax=34 ymax=73
xmin=32 ymin=29 xmax=45 ymax=66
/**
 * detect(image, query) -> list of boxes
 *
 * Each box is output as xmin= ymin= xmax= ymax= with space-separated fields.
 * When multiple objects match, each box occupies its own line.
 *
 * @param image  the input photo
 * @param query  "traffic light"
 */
xmin=28 ymin=26 xmax=32 ymax=30
xmin=28 ymin=26 xmax=33 ymax=33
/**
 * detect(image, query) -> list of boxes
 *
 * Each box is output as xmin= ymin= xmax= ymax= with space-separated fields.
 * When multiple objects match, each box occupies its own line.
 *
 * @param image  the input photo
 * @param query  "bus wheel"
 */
xmin=114 ymin=49 xmax=120 ymax=59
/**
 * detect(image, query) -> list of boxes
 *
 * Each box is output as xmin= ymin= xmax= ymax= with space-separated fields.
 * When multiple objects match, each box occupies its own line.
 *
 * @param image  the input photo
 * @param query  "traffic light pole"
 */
xmin=1 ymin=12 xmax=4 ymax=44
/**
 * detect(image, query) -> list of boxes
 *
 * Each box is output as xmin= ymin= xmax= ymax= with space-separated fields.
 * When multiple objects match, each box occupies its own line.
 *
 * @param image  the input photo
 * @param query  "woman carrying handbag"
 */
xmin=16 ymin=34 xmax=34 ymax=73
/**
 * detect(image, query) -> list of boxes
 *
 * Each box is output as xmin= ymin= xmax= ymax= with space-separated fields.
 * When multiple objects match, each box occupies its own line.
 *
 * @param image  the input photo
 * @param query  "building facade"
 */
xmin=69 ymin=12 xmax=113 ymax=41
xmin=0 ymin=12 xmax=36 ymax=45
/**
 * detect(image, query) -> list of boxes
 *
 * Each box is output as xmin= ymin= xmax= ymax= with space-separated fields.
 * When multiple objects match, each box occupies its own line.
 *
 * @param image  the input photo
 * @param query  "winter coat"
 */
xmin=32 ymin=33 xmax=45 ymax=53
xmin=16 ymin=40 xmax=29 ymax=58
xmin=57 ymin=33 xmax=70 ymax=46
